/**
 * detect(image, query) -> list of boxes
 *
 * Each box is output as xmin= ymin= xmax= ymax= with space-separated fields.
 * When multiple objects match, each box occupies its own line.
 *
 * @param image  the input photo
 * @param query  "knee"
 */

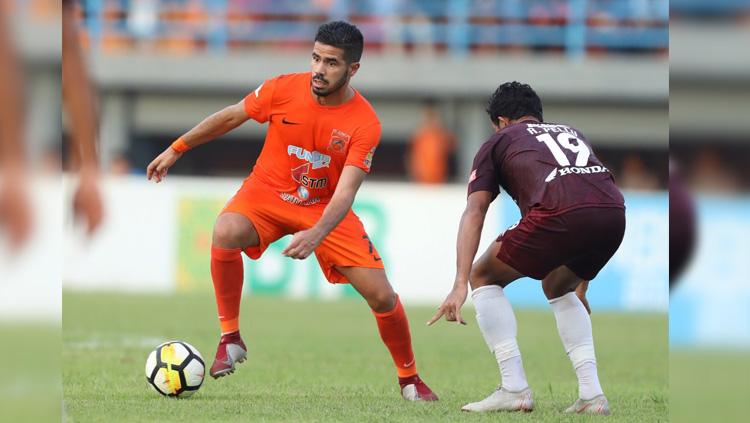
xmin=212 ymin=219 xmax=244 ymax=248
xmin=542 ymin=283 xmax=558 ymax=300
xmin=369 ymin=289 xmax=396 ymax=313
xmin=542 ymin=269 xmax=581 ymax=300
xmin=542 ymin=280 xmax=574 ymax=300
xmin=469 ymin=265 xmax=492 ymax=290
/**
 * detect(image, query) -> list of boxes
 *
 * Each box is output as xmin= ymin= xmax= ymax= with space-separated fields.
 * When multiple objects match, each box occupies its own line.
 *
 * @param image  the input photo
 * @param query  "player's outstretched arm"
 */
xmin=454 ymin=191 xmax=493 ymax=286
xmin=147 ymin=101 xmax=249 ymax=182
xmin=428 ymin=191 xmax=493 ymax=326
xmin=0 ymin=12 xmax=32 ymax=249
xmin=282 ymin=165 xmax=366 ymax=259
xmin=63 ymin=3 xmax=104 ymax=236
xmin=62 ymin=3 xmax=97 ymax=172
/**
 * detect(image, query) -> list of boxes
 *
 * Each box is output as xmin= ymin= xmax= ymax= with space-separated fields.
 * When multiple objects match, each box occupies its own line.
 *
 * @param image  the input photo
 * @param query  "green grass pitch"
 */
xmin=63 ymin=291 xmax=667 ymax=422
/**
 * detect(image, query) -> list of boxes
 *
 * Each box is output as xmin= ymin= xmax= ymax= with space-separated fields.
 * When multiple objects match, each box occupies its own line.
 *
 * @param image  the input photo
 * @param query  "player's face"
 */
xmin=310 ymin=42 xmax=359 ymax=97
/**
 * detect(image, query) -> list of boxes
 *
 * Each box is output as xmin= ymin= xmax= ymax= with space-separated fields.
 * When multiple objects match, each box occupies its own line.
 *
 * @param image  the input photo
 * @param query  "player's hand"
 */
xmin=427 ymin=284 xmax=468 ymax=326
xmin=73 ymin=168 xmax=104 ymax=236
xmin=575 ymin=281 xmax=591 ymax=315
xmin=282 ymin=228 xmax=324 ymax=260
xmin=146 ymin=147 xmax=182 ymax=183
xmin=0 ymin=169 xmax=32 ymax=250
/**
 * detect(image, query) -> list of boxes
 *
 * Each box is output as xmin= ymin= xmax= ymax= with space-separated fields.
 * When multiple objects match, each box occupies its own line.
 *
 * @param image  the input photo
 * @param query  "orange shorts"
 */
xmin=222 ymin=175 xmax=384 ymax=283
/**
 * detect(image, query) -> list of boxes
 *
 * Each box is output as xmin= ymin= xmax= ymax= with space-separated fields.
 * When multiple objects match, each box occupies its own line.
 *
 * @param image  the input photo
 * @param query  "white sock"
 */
xmin=472 ymin=285 xmax=529 ymax=392
xmin=549 ymin=292 xmax=604 ymax=400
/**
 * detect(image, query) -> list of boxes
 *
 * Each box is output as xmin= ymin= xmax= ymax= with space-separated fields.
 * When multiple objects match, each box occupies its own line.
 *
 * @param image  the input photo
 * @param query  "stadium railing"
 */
xmin=59 ymin=0 xmax=668 ymax=57
xmin=671 ymin=0 xmax=750 ymax=16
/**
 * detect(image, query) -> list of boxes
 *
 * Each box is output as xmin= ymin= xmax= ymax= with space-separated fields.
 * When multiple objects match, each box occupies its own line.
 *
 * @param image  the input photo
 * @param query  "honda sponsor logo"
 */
xmin=545 ymin=165 xmax=610 ymax=182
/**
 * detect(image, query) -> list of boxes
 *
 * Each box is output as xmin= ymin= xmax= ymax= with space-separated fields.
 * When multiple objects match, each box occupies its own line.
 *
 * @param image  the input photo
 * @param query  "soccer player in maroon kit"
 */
xmin=429 ymin=82 xmax=625 ymax=415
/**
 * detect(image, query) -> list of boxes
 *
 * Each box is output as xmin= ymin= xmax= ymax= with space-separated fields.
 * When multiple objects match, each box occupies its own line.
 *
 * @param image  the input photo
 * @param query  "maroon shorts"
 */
xmin=497 ymin=206 xmax=626 ymax=280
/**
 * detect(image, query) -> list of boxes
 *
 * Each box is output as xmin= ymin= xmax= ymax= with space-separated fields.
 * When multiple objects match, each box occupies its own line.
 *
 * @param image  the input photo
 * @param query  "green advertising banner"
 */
xmin=176 ymin=195 xmax=388 ymax=299
xmin=175 ymin=198 xmax=224 ymax=292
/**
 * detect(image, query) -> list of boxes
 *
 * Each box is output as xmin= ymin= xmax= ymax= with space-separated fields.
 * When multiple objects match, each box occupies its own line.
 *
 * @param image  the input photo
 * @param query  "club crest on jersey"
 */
xmin=327 ymin=129 xmax=351 ymax=154
xmin=287 ymin=145 xmax=331 ymax=169
xmin=469 ymin=169 xmax=477 ymax=182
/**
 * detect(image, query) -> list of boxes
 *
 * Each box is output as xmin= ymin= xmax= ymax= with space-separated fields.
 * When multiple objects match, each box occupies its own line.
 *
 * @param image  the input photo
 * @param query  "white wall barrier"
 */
xmin=0 ymin=178 xmax=62 ymax=322
xmin=62 ymin=176 xmax=500 ymax=303
xmin=62 ymin=175 xmax=668 ymax=311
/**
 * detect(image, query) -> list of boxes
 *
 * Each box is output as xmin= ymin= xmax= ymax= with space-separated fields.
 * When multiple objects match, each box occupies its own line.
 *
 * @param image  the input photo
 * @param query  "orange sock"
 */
xmin=372 ymin=295 xmax=418 ymax=378
xmin=210 ymin=246 xmax=244 ymax=334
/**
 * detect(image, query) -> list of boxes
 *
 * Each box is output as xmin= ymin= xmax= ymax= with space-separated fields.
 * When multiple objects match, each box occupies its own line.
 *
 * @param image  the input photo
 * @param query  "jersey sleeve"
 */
xmin=243 ymin=77 xmax=278 ymax=123
xmin=467 ymin=139 xmax=501 ymax=200
xmin=345 ymin=121 xmax=381 ymax=173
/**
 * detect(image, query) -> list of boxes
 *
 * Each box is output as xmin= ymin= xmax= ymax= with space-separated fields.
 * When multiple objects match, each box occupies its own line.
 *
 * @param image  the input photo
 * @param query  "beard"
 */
xmin=311 ymin=72 xmax=348 ymax=97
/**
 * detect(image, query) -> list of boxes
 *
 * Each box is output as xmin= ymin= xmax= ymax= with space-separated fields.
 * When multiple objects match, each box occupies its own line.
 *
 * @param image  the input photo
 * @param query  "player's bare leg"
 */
xmin=462 ymin=241 xmax=534 ymax=412
xmin=469 ymin=240 xmax=525 ymax=289
xmin=338 ymin=266 xmax=438 ymax=401
xmin=209 ymin=212 xmax=259 ymax=378
xmin=543 ymin=266 xmax=610 ymax=415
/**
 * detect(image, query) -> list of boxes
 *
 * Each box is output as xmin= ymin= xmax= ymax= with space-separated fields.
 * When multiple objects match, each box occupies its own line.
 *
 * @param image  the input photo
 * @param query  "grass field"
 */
xmin=63 ymin=291 xmax=667 ymax=422
xmin=1 ymin=324 xmax=60 ymax=422
xmin=671 ymin=350 xmax=750 ymax=423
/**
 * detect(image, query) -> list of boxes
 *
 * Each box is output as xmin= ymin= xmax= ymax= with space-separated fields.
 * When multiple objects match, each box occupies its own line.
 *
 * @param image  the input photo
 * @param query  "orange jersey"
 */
xmin=243 ymin=72 xmax=381 ymax=206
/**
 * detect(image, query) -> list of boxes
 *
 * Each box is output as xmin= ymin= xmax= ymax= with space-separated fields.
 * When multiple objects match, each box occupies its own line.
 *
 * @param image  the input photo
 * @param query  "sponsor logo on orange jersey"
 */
xmin=279 ymin=191 xmax=320 ymax=206
xmin=291 ymin=163 xmax=328 ymax=189
xmin=287 ymin=145 xmax=331 ymax=169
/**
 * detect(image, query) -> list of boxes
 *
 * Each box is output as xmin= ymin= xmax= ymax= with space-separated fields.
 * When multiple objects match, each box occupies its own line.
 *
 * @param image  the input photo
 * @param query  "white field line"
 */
xmin=65 ymin=336 xmax=166 ymax=351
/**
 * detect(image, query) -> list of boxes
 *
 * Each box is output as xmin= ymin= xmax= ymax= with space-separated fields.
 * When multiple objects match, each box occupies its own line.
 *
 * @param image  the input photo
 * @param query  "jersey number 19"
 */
xmin=536 ymin=133 xmax=590 ymax=167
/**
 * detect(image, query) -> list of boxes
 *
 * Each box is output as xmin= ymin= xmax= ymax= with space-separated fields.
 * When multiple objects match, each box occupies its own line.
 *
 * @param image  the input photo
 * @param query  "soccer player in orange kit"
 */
xmin=146 ymin=21 xmax=437 ymax=401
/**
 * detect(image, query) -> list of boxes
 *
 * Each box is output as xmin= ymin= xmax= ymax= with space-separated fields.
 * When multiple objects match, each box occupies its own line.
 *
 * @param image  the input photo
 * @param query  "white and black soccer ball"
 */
xmin=145 ymin=341 xmax=205 ymax=398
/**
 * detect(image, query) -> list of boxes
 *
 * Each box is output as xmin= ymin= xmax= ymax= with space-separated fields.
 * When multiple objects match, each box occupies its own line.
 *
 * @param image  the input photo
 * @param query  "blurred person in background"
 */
xmin=668 ymin=160 xmax=695 ymax=287
xmin=689 ymin=148 xmax=741 ymax=193
xmin=157 ymin=0 xmax=205 ymax=53
xmin=109 ymin=151 xmax=134 ymax=176
xmin=146 ymin=20 xmax=439 ymax=401
xmin=404 ymin=0 xmax=437 ymax=56
xmin=378 ymin=0 xmax=407 ymax=56
xmin=63 ymin=0 xmax=104 ymax=235
xmin=0 ymin=7 xmax=31 ymax=250
xmin=619 ymin=154 xmax=659 ymax=191
xmin=670 ymin=3 xmax=750 ymax=422
xmin=2 ymin=3 xmax=63 ymax=422
xmin=312 ymin=0 xmax=348 ymax=20
xmin=430 ymin=82 xmax=624 ymax=415
xmin=407 ymin=99 xmax=455 ymax=184
xmin=127 ymin=0 xmax=159 ymax=46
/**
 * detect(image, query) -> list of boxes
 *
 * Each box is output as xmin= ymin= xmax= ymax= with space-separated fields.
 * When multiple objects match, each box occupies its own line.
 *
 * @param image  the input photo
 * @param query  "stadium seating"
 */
xmin=64 ymin=0 xmax=670 ymax=56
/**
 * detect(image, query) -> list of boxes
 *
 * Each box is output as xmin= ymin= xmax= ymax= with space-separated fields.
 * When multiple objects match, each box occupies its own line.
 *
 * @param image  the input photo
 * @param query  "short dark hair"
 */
xmin=314 ymin=21 xmax=364 ymax=63
xmin=486 ymin=82 xmax=543 ymax=125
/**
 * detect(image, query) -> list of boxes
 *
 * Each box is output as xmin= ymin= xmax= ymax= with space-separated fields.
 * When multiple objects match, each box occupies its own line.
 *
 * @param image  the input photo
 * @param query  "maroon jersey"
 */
xmin=468 ymin=121 xmax=624 ymax=216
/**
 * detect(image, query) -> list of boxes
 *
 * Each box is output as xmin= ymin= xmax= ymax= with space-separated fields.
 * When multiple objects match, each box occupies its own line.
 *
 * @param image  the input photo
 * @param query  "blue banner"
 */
xmin=670 ymin=196 xmax=750 ymax=348
xmin=496 ymin=192 xmax=669 ymax=312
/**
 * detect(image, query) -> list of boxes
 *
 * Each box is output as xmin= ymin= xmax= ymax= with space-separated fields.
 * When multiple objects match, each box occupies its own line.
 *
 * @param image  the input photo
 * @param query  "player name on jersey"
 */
xmin=525 ymin=123 xmax=580 ymax=137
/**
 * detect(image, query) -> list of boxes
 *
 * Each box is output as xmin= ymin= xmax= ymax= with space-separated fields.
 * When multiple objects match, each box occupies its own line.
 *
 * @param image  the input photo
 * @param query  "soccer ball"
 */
xmin=145 ymin=341 xmax=205 ymax=398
